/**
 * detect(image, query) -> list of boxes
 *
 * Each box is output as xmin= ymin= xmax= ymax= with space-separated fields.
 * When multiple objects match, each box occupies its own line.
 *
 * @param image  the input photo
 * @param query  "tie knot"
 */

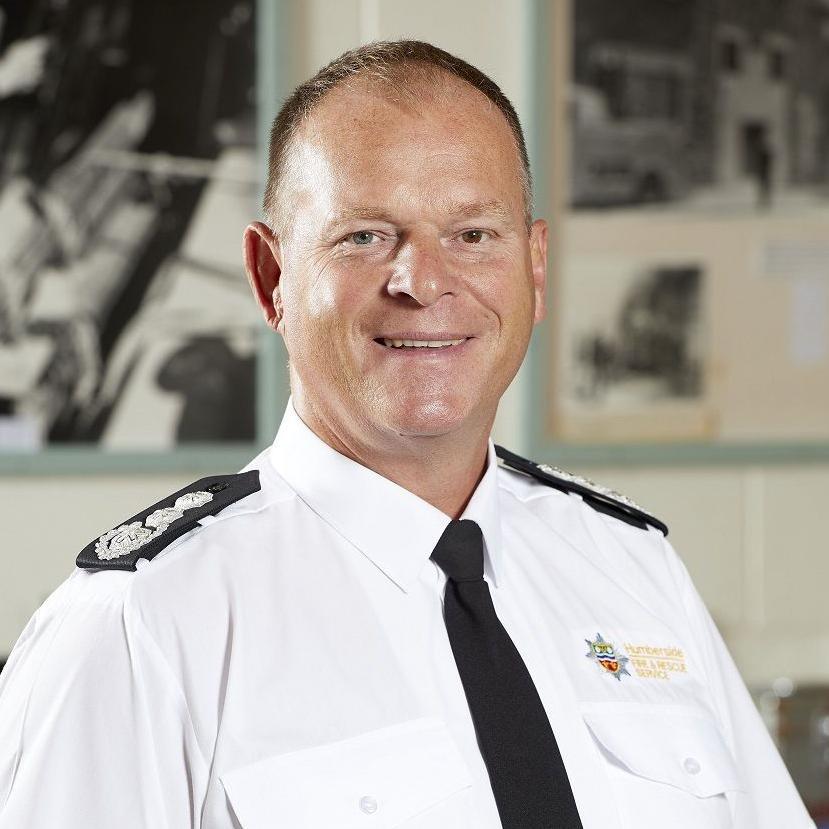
xmin=430 ymin=519 xmax=484 ymax=582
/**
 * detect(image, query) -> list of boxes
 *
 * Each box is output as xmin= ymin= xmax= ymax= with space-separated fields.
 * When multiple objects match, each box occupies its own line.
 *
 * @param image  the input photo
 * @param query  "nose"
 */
xmin=386 ymin=235 xmax=456 ymax=306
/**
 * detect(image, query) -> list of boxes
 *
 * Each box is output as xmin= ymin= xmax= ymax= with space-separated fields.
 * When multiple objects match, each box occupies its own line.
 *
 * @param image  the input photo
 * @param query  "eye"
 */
xmin=460 ymin=229 xmax=489 ymax=244
xmin=347 ymin=231 xmax=377 ymax=246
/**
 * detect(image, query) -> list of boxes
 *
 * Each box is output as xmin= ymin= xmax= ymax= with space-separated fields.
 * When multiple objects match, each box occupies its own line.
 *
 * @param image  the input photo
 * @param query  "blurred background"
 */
xmin=0 ymin=0 xmax=828 ymax=820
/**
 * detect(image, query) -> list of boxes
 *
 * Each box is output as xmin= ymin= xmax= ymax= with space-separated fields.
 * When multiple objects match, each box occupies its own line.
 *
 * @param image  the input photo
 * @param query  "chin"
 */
xmin=380 ymin=392 xmax=476 ymax=438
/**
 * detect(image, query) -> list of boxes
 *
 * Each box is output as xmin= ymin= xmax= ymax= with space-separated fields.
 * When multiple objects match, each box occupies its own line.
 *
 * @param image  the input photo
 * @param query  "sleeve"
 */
xmin=0 ymin=570 xmax=209 ymax=828
xmin=658 ymin=532 xmax=816 ymax=829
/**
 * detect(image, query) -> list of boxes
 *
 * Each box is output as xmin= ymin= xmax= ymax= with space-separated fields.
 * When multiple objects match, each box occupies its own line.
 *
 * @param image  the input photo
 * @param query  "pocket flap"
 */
xmin=220 ymin=717 xmax=474 ymax=828
xmin=582 ymin=704 xmax=745 ymax=798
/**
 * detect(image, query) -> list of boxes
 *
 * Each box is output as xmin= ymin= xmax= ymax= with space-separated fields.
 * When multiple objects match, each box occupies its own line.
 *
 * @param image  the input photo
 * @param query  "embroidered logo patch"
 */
xmin=585 ymin=632 xmax=630 ymax=681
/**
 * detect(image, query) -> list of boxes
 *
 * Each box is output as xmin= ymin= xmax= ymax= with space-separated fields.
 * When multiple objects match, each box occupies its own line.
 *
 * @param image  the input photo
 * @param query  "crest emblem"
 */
xmin=585 ymin=632 xmax=630 ymax=681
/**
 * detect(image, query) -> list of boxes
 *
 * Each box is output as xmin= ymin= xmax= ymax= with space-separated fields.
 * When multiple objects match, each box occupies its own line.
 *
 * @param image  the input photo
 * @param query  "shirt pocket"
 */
xmin=219 ymin=716 xmax=474 ymax=828
xmin=582 ymin=702 xmax=745 ymax=828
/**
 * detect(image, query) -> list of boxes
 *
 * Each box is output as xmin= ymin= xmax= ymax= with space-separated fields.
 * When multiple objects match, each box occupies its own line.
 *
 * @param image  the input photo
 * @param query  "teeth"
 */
xmin=382 ymin=338 xmax=466 ymax=348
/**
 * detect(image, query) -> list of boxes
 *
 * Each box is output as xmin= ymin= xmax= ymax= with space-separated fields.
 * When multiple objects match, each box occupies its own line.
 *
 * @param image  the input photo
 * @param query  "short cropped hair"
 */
xmin=263 ymin=39 xmax=533 ymax=237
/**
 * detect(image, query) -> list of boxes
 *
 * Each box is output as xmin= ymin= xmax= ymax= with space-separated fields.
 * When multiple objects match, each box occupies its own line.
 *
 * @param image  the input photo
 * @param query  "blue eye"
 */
xmin=349 ymin=231 xmax=376 ymax=245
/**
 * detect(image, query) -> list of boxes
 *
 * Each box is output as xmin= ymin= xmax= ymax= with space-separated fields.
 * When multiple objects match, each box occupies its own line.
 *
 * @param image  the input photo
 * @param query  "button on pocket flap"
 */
xmin=220 ymin=717 xmax=474 ymax=828
xmin=582 ymin=704 xmax=745 ymax=798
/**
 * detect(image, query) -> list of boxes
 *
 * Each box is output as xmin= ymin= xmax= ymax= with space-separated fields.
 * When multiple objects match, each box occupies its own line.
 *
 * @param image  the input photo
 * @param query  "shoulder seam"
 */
xmin=123 ymin=581 xmax=211 ymax=777
xmin=2 ymin=577 xmax=89 ymax=807
xmin=497 ymin=465 xmax=565 ymax=503
xmin=148 ymin=495 xmax=287 ymax=567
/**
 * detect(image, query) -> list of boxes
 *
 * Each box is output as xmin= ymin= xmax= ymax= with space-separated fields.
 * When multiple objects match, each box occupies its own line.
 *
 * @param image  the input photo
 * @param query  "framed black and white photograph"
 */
xmin=569 ymin=0 xmax=829 ymax=214
xmin=535 ymin=0 xmax=829 ymax=458
xmin=553 ymin=254 xmax=714 ymax=443
xmin=0 ymin=0 xmax=266 ymax=458
xmin=565 ymin=261 xmax=704 ymax=406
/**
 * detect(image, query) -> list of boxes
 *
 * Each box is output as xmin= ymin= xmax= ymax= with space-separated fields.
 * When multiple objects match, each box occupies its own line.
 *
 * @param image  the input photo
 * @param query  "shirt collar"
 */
xmin=268 ymin=398 xmax=503 ymax=593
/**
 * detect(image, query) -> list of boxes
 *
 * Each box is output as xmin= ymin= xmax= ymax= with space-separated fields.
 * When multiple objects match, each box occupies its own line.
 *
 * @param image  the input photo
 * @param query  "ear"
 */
xmin=529 ymin=218 xmax=548 ymax=324
xmin=243 ymin=222 xmax=284 ymax=333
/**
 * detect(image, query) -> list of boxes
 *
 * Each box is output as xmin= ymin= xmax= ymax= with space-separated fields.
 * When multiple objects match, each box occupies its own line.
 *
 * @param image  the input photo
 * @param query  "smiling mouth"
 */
xmin=374 ymin=337 xmax=469 ymax=349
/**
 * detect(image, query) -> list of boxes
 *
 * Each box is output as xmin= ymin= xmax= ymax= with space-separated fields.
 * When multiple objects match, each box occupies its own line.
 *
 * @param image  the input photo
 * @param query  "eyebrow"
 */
xmin=322 ymin=198 xmax=513 ymax=231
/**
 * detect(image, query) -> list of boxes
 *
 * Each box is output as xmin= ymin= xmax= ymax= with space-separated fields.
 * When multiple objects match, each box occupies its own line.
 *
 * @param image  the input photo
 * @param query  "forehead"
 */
xmin=287 ymin=74 xmax=523 ymax=216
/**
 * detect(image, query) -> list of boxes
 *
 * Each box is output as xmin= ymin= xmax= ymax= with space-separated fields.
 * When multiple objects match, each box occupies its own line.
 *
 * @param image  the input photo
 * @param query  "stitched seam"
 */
xmin=1 ymin=578 xmax=81 ymax=810
xmin=497 ymin=471 xmax=565 ymax=504
xmin=150 ymin=497 xmax=289 ymax=566
xmin=653 ymin=529 xmax=727 ymax=727
xmin=123 ymin=582 xmax=211 ymax=790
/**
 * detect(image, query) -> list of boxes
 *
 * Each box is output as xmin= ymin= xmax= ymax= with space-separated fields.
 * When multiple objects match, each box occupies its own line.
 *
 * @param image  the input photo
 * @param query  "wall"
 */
xmin=587 ymin=464 xmax=829 ymax=687
xmin=2 ymin=0 xmax=827 ymax=693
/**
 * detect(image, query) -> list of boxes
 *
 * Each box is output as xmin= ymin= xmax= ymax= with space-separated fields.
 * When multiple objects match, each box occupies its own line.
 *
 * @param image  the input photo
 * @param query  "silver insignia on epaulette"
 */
xmin=95 ymin=490 xmax=214 ymax=560
xmin=174 ymin=491 xmax=213 ymax=510
xmin=145 ymin=507 xmax=184 ymax=528
xmin=536 ymin=463 xmax=650 ymax=516
xmin=95 ymin=522 xmax=158 ymax=561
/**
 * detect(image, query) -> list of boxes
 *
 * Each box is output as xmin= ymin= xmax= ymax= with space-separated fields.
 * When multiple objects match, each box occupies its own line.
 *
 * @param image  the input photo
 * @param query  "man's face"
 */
xmin=250 ymin=75 xmax=547 ymax=445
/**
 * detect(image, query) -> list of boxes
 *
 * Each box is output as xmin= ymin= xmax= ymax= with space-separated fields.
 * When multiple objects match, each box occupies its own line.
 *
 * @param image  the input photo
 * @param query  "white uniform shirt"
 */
xmin=0 ymin=399 xmax=814 ymax=828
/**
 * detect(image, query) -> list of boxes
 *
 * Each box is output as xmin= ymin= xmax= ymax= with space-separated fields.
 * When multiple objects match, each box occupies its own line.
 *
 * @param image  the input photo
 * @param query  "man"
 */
xmin=0 ymin=40 xmax=813 ymax=828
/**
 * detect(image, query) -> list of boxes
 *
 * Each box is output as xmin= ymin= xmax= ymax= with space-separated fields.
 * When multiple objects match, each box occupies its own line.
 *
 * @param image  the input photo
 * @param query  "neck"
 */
xmin=292 ymin=390 xmax=492 ymax=519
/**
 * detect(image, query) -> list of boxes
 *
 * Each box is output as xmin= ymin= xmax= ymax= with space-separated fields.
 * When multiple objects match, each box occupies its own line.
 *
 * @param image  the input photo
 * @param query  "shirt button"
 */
xmin=359 ymin=795 xmax=378 ymax=814
xmin=683 ymin=757 xmax=701 ymax=775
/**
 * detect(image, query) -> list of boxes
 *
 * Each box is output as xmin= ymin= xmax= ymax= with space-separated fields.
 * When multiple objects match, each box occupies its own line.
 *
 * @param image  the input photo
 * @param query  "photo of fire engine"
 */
xmin=570 ymin=0 xmax=829 ymax=213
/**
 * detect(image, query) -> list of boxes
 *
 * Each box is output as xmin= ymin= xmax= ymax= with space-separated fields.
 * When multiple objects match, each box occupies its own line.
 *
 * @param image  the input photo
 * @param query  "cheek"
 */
xmin=474 ymin=263 xmax=536 ymax=337
xmin=304 ymin=279 xmax=341 ymax=328
xmin=283 ymin=263 xmax=369 ymax=352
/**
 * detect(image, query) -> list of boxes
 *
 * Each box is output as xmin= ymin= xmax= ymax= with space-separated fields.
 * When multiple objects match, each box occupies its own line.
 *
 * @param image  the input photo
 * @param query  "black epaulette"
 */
xmin=495 ymin=445 xmax=668 ymax=536
xmin=76 ymin=470 xmax=261 ymax=571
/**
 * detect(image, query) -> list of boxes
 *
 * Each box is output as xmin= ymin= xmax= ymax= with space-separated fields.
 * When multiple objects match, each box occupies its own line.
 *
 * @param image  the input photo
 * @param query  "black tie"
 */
xmin=430 ymin=519 xmax=583 ymax=828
